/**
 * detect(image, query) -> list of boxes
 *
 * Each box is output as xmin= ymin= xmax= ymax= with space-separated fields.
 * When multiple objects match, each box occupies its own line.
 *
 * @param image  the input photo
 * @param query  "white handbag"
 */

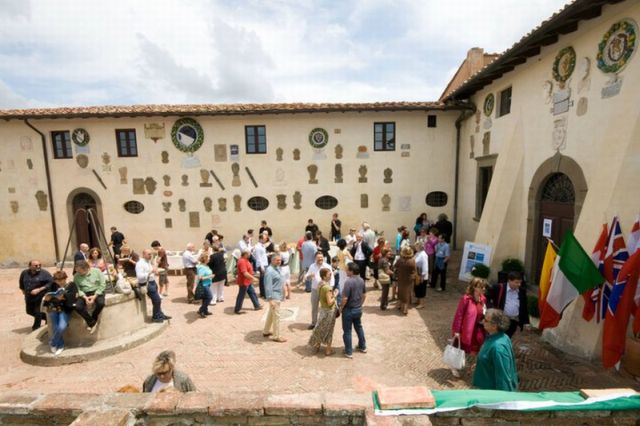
xmin=115 ymin=273 xmax=133 ymax=295
xmin=443 ymin=337 xmax=466 ymax=370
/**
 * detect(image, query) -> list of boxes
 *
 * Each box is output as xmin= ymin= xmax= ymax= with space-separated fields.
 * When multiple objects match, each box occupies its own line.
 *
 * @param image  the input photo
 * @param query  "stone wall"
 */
xmin=1 ymin=390 xmax=639 ymax=426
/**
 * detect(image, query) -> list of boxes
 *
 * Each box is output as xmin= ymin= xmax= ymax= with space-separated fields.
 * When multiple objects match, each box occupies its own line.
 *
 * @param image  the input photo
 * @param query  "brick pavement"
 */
xmin=1 ymin=253 xmax=637 ymax=396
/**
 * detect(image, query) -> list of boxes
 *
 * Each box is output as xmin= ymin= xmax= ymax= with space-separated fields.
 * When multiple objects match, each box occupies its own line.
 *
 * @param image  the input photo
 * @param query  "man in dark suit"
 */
xmin=486 ymin=271 xmax=529 ymax=338
xmin=349 ymin=233 xmax=372 ymax=282
xmin=73 ymin=243 xmax=89 ymax=274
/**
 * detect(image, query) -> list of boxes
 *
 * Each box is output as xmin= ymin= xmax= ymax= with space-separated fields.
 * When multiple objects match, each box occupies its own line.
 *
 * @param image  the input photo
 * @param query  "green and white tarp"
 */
xmin=373 ymin=390 xmax=640 ymax=416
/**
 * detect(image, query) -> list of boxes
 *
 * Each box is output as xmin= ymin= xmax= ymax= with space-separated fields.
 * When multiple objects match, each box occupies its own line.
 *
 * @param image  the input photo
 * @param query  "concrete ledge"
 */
xmin=20 ymin=321 xmax=167 ymax=366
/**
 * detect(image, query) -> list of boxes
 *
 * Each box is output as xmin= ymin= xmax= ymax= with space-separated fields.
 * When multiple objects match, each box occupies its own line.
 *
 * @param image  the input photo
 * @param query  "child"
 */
xmin=432 ymin=233 xmax=450 ymax=291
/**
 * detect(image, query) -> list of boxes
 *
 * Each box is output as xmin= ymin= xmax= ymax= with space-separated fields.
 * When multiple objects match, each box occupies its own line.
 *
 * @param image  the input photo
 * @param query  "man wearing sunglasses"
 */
xmin=18 ymin=260 xmax=53 ymax=330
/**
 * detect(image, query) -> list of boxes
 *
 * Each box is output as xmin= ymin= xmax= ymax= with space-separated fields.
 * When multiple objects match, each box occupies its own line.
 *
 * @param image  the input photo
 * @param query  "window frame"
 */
xmin=427 ymin=115 xmax=437 ymax=128
xmin=51 ymin=131 xmax=72 ymax=159
xmin=244 ymin=125 xmax=267 ymax=154
xmin=115 ymin=128 xmax=138 ymax=158
xmin=373 ymin=122 xmax=396 ymax=152
xmin=497 ymin=87 xmax=512 ymax=117
xmin=475 ymin=154 xmax=498 ymax=220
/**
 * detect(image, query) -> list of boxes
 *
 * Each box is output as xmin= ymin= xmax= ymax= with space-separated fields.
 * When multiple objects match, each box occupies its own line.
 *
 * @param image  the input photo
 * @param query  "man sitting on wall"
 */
xmin=19 ymin=260 xmax=53 ymax=330
xmin=73 ymin=259 xmax=106 ymax=334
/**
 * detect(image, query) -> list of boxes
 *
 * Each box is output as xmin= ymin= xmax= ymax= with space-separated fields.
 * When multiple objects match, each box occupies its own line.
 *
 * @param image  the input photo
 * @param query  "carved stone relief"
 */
xmin=20 ymin=136 xmax=33 ymax=151
xmin=542 ymin=80 xmax=553 ymax=104
xmin=383 ymin=168 xmax=393 ymax=184
xmin=163 ymin=191 xmax=173 ymax=197
xmin=401 ymin=152 xmax=410 ymax=158
xmin=178 ymin=199 xmax=186 ymax=212
xmin=102 ymin=152 xmax=111 ymax=165
xmin=576 ymin=97 xmax=588 ymax=116
xmin=161 ymin=151 xmax=169 ymax=164
xmin=292 ymin=149 xmax=300 ymax=161
xmin=163 ymin=175 xmax=171 ymax=186
xmin=474 ymin=110 xmax=481 ymax=133
xmin=334 ymin=164 xmax=343 ymax=183
xmin=577 ymin=57 xmax=591 ymax=95
xmin=76 ymin=155 xmax=89 ymax=169
xmin=307 ymin=164 xmax=318 ymax=184
xmin=358 ymin=165 xmax=368 ymax=183
xmin=165 ymin=218 xmax=172 ymax=228
xmin=118 ymin=167 xmax=127 ymax=184
xmin=356 ymin=145 xmax=369 ymax=159
xmin=181 ymin=174 xmax=189 ymax=186
xmin=552 ymin=117 xmax=568 ymax=151
xmin=8 ymin=187 xmax=15 ymax=193
xmin=26 ymin=159 xmax=33 ymax=170
xmin=132 ymin=178 xmax=145 ymax=195
xmin=360 ymin=194 xmax=368 ymax=208
xmin=482 ymin=132 xmax=491 ymax=156
xmin=10 ymin=201 xmax=18 ymax=213
xmin=231 ymin=163 xmax=241 ymax=187
xmin=335 ymin=144 xmax=343 ymax=159
xmin=276 ymin=147 xmax=283 ymax=161
xmin=293 ymin=191 xmax=302 ymax=210
xmin=214 ymin=144 xmax=227 ymax=162
xmin=144 ymin=177 xmax=157 ymax=194
xmin=381 ymin=194 xmax=391 ymax=212
xmin=35 ymin=191 xmax=48 ymax=211
xmin=218 ymin=197 xmax=227 ymax=212
xmin=399 ymin=196 xmax=411 ymax=212
xmin=274 ymin=168 xmax=285 ymax=186
xmin=144 ymin=123 xmax=165 ymax=142
xmin=233 ymin=195 xmax=242 ymax=212
xmin=276 ymin=194 xmax=286 ymax=210
xmin=162 ymin=202 xmax=171 ymax=213
xmin=203 ymin=197 xmax=212 ymax=212
xmin=469 ymin=135 xmax=475 ymax=159
xmin=189 ymin=212 xmax=200 ymax=228
xmin=200 ymin=169 xmax=212 ymax=187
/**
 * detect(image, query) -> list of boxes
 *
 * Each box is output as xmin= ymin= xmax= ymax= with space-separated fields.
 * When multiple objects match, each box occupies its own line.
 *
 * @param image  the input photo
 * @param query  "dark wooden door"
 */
xmin=534 ymin=173 xmax=575 ymax=286
xmin=72 ymin=193 xmax=100 ymax=249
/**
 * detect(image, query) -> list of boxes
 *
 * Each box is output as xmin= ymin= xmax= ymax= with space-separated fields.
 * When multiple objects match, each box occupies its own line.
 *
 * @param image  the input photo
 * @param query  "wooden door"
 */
xmin=72 ymin=193 xmax=100 ymax=249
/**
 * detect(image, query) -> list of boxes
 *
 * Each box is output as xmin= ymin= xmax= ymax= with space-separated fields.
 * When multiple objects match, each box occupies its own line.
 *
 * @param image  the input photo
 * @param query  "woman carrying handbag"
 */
xmin=450 ymin=278 xmax=488 ymax=377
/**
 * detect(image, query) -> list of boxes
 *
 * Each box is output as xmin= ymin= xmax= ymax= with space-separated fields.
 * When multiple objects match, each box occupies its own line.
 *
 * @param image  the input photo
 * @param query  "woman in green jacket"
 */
xmin=472 ymin=309 xmax=518 ymax=391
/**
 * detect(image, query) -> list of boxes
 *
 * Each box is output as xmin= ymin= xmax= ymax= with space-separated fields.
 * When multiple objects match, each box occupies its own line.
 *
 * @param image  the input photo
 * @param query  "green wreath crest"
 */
xmin=597 ymin=19 xmax=637 ymax=74
xmin=308 ymin=128 xmax=329 ymax=149
xmin=171 ymin=118 xmax=204 ymax=153
xmin=552 ymin=46 xmax=576 ymax=83
xmin=483 ymin=93 xmax=494 ymax=117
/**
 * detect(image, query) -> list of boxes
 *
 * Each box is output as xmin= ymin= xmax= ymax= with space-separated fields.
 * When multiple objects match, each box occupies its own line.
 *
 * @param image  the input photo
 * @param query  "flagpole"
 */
xmin=546 ymin=237 xmax=560 ymax=251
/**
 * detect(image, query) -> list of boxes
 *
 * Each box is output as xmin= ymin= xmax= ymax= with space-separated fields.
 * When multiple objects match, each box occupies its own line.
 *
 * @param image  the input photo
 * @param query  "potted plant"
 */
xmin=498 ymin=258 xmax=525 ymax=284
xmin=470 ymin=263 xmax=490 ymax=279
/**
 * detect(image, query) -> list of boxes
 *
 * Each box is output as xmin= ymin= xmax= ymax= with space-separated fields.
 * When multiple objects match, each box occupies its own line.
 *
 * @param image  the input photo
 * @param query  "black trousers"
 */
xmin=507 ymin=319 xmax=519 ymax=338
xmin=25 ymin=296 xmax=47 ymax=330
xmin=431 ymin=263 xmax=448 ymax=290
xmin=355 ymin=260 xmax=368 ymax=282
xmin=75 ymin=292 xmax=105 ymax=327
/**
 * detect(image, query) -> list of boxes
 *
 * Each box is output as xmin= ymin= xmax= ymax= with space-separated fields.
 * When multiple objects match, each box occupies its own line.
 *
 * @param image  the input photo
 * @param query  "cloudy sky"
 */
xmin=0 ymin=0 xmax=570 ymax=108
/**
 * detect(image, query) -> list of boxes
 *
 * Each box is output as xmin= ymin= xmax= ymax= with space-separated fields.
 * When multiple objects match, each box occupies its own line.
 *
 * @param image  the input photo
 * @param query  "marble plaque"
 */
xmin=552 ymin=117 xmax=568 ymax=151
xmin=35 ymin=190 xmax=48 ymax=211
xmin=358 ymin=165 xmax=368 ymax=183
xmin=398 ymin=196 xmax=411 ymax=212
xmin=165 ymin=218 xmax=172 ymax=228
xmin=178 ymin=199 xmax=186 ymax=212
xmin=293 ymin=191 xmax=302 ymax=210
xmin=231 ymin=163 xmax=241 ymax=187
xmin=360 ymin=194 xmax=368 ymax=208
xmin=182 ymin=155 xmax=201 ymax=169
xmin=144 ymin=177 xmax=157 ymax=194
xmin=119 ymin=167 xmax=127 ymax=184
xmin=189 ymin=212 xmax=200 ymax=228
xmin=230 ymin=145 xmax=239 ymax=161
xmin=576 ymin=97 xmax=588 ymax=116
xmin=233 ymin=195 xmax=242 ymax=212
xmin=214 ymin=144 xmax=228 ymax=162
xmin=20 ymin=136 xmax=33 ymax=151
xmin=381 ymin=194 xmax=391 ymax=212
xmin=132 ymin=178 xmax=145 ymax=194
xmin=602 ymin=77 xmax=623 ymax=99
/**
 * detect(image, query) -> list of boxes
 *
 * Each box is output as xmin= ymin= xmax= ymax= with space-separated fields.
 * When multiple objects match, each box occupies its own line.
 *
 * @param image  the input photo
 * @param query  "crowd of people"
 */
xmin=19 ymin=211 xmax=523 ymax=391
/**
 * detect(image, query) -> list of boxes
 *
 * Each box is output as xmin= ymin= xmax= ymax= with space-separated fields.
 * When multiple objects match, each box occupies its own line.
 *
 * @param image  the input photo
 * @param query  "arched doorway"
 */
xmin=68 ymin=190 xmax=104 ymax=250
xmin=525 ymin=153 xmax=587 ymax=286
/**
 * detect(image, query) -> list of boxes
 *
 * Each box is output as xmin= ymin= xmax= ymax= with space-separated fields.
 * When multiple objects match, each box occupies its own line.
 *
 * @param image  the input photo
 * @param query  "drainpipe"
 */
xmin=453 ymin=102 xmax=476 ymax=251
xmin=24 ymin=119 xmax=60 ymax=263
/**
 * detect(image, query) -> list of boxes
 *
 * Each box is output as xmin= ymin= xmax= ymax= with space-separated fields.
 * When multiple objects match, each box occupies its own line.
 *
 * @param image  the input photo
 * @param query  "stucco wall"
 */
xmin=0 ymin=110 xmax=458 ymax=265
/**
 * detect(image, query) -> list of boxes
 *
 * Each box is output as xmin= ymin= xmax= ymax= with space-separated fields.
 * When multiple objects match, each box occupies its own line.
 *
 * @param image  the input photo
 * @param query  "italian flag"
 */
xmin=539 ymin=232 xmax=604 ymax=330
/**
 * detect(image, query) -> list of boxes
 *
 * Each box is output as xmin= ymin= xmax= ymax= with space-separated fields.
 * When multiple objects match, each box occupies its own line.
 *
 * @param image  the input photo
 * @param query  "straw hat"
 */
xmin=400 ymin=246 xmax=414 ymax=258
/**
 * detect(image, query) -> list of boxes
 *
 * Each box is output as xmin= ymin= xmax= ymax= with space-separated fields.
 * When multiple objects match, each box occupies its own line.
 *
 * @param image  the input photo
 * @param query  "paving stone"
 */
xmin=69 ymin=408 xmax=132 ymax=426
xmin=143 ymin=391 xmax=182 ymax=415
xmin=31 ymin=393 xmax=101 ymax=416
xmin=377 ymin=386 xmax=435 ymax=410
xmin=175 ymin=391 xmax=211 ymax=414
xmin=324 ymin=390 xmax=372 ymax=416
xmin=264 ymin=392 xmax=323 ymax=416
xmin=209 ymin=392 xmax=266 ymax=417
xmin=98 ymin=392 xmax=154 ymax=412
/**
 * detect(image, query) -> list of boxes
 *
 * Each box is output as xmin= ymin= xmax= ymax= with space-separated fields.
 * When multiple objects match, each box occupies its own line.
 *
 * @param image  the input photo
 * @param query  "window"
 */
xmin=374 ymin=122 xmax=395 ymax=151
xmin=315 ymin=195 xmax=338 ymax=210
xmin=497 ymin=87 xmax=512 ymax=117
xmin=425 ymin=191 xmax=448 ymax=207
xmin=475 ymin=154 xmax=497 ymax=219
xmin=427 ymin=115 xmax=437 ymax=128
xmin=123 ymin=200 xmax=144 ymax=214
xmin=51 ymin=131 xmax=72 ymax=159
xmin=247 ymin=196 xmax=269 ymax=211
xmin=116 ymin=129 xmax=138 ymax=157
xmin=245 ymin=125 xmax=266 ymax=154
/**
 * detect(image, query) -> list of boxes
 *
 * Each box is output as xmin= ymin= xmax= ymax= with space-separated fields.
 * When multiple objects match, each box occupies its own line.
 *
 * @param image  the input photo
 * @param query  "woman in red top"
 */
xmin=450 ymin=277 xmax=488 ymax=377
xmin=234 ymin=250 xmax=261 ymax=314
xmin=372 ymin=237 xmax=386 ymax=289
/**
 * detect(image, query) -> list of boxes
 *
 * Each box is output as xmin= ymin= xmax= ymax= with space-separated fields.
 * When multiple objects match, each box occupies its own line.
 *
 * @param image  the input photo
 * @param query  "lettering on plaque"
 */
xmin=214 ymin=144 xmax=228 ymax=162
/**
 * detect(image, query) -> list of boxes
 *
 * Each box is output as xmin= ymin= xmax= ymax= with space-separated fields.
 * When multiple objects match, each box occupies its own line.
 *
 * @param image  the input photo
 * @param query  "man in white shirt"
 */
xmin=305 ymin=252 xmax=332 ymax=329
xmin=414 ymin=243 xmax=429 ymax=309
xmin=138 ymin=249 xmax=171 ymax=322
xmin=182 ymin=243 xmax=198 ymax=304
xmin=254 ymin=234 xmax=269 ymax=298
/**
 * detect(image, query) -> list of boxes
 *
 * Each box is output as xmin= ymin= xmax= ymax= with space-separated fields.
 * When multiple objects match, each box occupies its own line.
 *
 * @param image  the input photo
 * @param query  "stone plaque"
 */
xmin=218 ymin=197 xmax=227 ymax=212
xmin=276 ymin=194 xmax=286 ymax=210
xmin=161 ymin=151 xmax=169 ymax=164
xmin=20 ymin=136 xmax=33 ymax=151
xmin=469 ymin=135 xmax=475 ymax=159
xmin=483 ymin=118 xmax=492 ymax=130
xmin=181 ymin=174 xmax=189 ymax=186
xmin=358 ymin=165 xmax=368 ymax=183
xmin=292 ymin=149 xmax=300 ymax=161
xmin=334 ymin=164 xmax=343 ymax=183
xmin=203 ymin=197 xmax=212 ymax=212
xmin=552 ymin=88 xmax=571 ymax=115
xmin=8 ymin=187 xmax=15 ymax=193
xmin=211 ymin=214 xmax=221 ymax=226
xmin=144 ymin=123 xmax=165 ymax=142
xmin=199 ymin=169 xmax=212 ymax=187
xmin=482 ymin=132 xmax=491 ymax=156
xmin=35 ymin=190 xmax=48 ymax=211
xmin=119 ymin=167 xmax=128 ymax=184
xmin=230 ymin=144 xmax=239 ymax=161
xmin=132 ymin=178 xmax=145 ymax=195
xmin=293 ymin=191 xmax=302 ymax=210
xmin=576 ymin=97 xmax=588 ymax=116
xmin=335 ymin=144 xmax=343 ymax=159
xmin=360 ymin=194 xmax=368 ymax=208
xmin=178 ymin=199 xmax=186 ymax=212
xmin=274 ymin=168 xmax=286 ymax=186
xmin=381 ymin=194 xmax=391 ymax=212
xmin=601 ymin=77 xmax=623 ymax=99
xmin=162 ymin=175 xmax=170 ymax=186
xmin=10 ymin=200 xmax=18 ymax=213
xmin=399 ymin=196 xmax=411 ymax=212
xmin=76 ymin=155 xmax=89 ymax=169
xmin=356 ymin=145 xmax=369 ymax=159
xmin=233 ymin=195 xmax=242 ymax=212
xmin=400 ymin=144 xmax=411 ymax=150
xmin=276 ymin=147 xmax=283 ymax=161
xmin=383 ymin=168 xmax=393 ymax=184
xmin=231 ymin=163 xmax=241 ymax=187
xmin=144 ymin=177 xmax=157 ymax=194
xmin=401 ymin=152 xmax=410 ymax=158
xmin=214 ymin=144 xmax=227 ymax=162
xmin=26 ymin=159 xmax=33 ymax=170
xmin=162 ymin=202 xmax=171 ymax=212
xmin=307 ymin=164 xmax=318 ymax=184
xmin=552 ymin=117 xmax=568 ymax=151
xmin=189 ymin=212 xmax=200 ymax=228
xmin=102 ymin=152 xmax=111 ymax=165
xmin=165 ymin=218 xmax=172 ymax=228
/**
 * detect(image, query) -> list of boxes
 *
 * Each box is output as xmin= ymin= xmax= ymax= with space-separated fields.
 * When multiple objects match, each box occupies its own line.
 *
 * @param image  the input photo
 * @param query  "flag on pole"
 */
xmin=538 ymin=241 xmax=557 ymax=320
xmin=582 ymin=223 xmax=608 ymax=322
xmin=601 ymin=217 xmax=629 ymax=321
xmin=602 ymin=250 xmax=640 ymax=368
xmin=628 ymin=215 xmax=640 ymax=255
xmin=538 ymin=231 xmax=604 ymax=330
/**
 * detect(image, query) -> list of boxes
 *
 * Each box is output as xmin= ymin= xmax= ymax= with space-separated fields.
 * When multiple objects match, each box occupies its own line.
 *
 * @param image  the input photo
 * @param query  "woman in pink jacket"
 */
xmin=450 ymin=277 xmax=488 ymax=377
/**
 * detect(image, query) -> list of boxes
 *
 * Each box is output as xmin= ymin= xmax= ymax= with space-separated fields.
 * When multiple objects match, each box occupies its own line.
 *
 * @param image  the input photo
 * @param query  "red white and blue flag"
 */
xmin=582 ymin=223 xmax=608 ymax=322
xmin=628 ymin=215 xmax=640 ymax=255
xmin=600 ymin=217 xmax=629 ymax=322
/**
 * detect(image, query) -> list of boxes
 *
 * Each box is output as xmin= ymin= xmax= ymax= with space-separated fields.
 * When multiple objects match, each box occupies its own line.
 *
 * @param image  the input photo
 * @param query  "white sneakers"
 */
xmin=54 ymin=347 xmax=64 ymax=356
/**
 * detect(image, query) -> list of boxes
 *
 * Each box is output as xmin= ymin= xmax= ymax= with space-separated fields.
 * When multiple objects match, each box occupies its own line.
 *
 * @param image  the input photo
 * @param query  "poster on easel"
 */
xmin=458 ymin=241 xmax=493 ymax=282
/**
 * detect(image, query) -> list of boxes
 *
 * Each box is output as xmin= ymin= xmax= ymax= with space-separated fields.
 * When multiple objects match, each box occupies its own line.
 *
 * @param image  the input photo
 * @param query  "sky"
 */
xmin=0 ymin=0 xmax=570 ymax=108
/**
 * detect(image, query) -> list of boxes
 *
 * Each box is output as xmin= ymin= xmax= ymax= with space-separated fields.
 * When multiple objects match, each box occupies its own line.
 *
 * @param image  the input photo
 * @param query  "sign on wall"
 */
xmin=458 ymin=241 xmax=493 ymax=282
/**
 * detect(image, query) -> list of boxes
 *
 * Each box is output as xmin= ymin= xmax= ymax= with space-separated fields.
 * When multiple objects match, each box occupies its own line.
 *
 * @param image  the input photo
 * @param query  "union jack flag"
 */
xmin=603 ymin=217 xmax=629 ymax=319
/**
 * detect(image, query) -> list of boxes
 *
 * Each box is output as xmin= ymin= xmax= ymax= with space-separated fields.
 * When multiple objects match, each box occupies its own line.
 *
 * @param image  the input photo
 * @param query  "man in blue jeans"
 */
xmin=340 ymin=262 xmax=367 ymax=358
xmin=136 ymin=249 xmax=171 ymax=323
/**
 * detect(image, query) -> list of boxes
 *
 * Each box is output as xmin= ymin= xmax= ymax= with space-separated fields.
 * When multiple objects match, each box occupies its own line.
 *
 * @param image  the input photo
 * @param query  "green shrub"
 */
xmin=470 ymin=263 xmax=490 ymax=279
xmin=528 ymin=295 xmax=540 ymax=318
xmin=501 ymin=258 xmax=525 ymax=273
